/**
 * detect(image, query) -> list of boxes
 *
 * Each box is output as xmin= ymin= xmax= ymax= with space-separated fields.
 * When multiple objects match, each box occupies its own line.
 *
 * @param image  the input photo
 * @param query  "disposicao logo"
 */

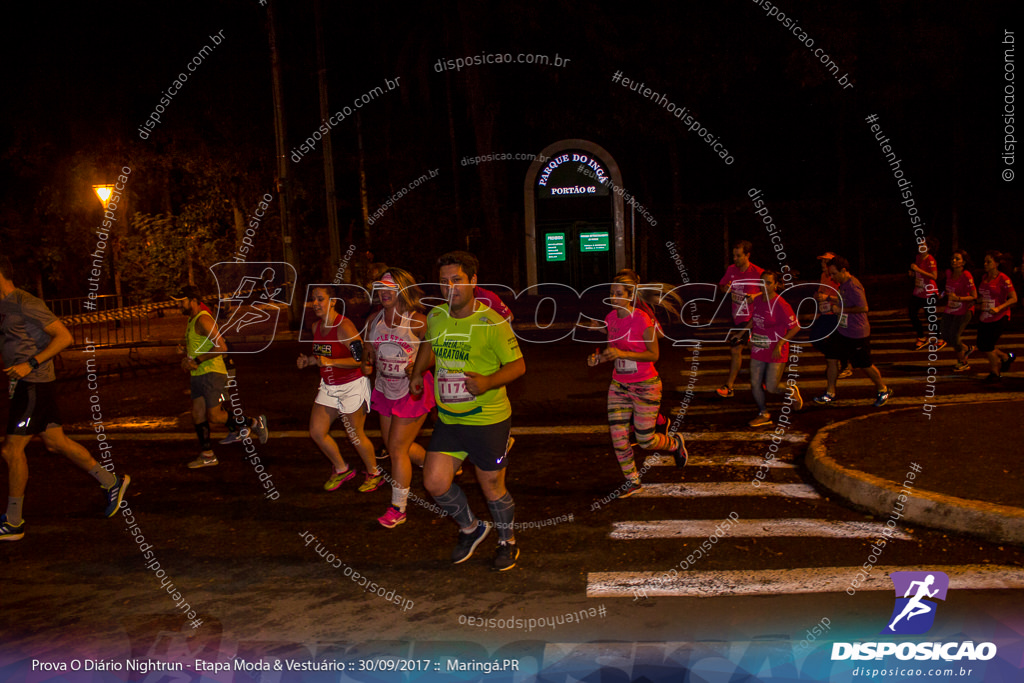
xmin=882 ymin=570 xmax=949 ymax=635
xmin=831 ymin=570 xmax=997 ymax=662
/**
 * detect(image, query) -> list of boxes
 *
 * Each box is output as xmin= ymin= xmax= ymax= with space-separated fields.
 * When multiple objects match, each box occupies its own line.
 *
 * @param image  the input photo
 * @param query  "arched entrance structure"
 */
xmin=524 ymin=139 xmax=626 ymax=289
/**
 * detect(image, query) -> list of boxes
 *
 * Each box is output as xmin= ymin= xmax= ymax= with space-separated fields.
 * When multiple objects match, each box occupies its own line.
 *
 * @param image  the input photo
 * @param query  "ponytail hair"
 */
xmin=381 ymin=267 xmax=425 ymax=314
xmin=612 ymin=269 xmax=682 ymax=320
xmin=760 ymin=269 xmax=783 ymax=288
xmin=986 ymin=250 xmax=1011 ymax=273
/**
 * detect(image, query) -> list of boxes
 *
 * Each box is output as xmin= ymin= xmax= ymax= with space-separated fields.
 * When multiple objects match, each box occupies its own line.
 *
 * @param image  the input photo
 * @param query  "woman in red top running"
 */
xmin=908 ymin=236 xmax=940 ymax=350
xmin=976 ymin=251 xmax=1018 ymax=383
xmin=297 ymin=285 xmax=382 ymax=492
xmin=941 ymin=249 xmax=978 ymax=372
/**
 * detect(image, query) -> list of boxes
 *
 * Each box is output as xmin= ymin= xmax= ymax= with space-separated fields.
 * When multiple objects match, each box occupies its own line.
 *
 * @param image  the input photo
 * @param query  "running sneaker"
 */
xmin=965 ymin=344 xmax=977 ymax=358
xmin=981 ymin=373 xmax=1002 ymax=384
xmin=493 ymin=540 xmax=520 ymax=572
xmin=324 ymin=468 xmax=356 ymax=491
xmin=953 ymin=361 xmax=971 ymax=373
xmin=254 ymin=415 xmax=270 ymax=444
xmin=873 ymin=386 xmax=893 ymax=408
xmin=838 ymin=365 xmax=854 ymax=379
xmin=188 ymin=452 xmax=219 ymax=469
xmin=672 ymin=434 xmax=689 ymax=468
xmin=376 ymin=447 xmax=390 ymax=462
xmin=0 ymin=515 xmax=25 ymax=542
xmin=219 ymin=430 xmax=245 ymax=445
xmin=914 ymin=338 xmax=929 ymax=350
xmin=813 ymin=392 xmax=836 ymax=405
xmin=452 ymin=521 xmax=491 ymax=564
xmin=748 ymin=411 xmax=772 ymax=427
xmin=102 ymin=474 xmax=131 ymax=517
xmin=620 ymin=479 xmax=643 ymax=498
xmin=790 ymin=384 xmax=804 ymax=411
xmin=1000 ymin=351 xmax=1016 ymax=374
xmin=932 ymin=340 xmax=947 ymax=352
xmin=359 ymin=470 xmax=385 ymax=493
xmin=377 ymin=506 xmax=407 ymax=529
xmin=715 ymin=385 xmax=734 ymax=398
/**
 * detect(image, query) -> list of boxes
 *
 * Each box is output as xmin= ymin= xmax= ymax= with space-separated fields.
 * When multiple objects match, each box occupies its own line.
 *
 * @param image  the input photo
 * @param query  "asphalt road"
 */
xmin=2 ymin=312 xmax=1023 ymax=679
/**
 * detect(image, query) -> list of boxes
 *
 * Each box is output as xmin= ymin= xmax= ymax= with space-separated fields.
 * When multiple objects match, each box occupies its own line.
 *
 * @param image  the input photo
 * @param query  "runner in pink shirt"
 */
xmin=587 ymin=270 xmax=687 ymax=498
xmin=731 ymin=270 xmax=803 ymax=427
xmin=977 ymin=251 xmax=1018 ymax=383
xmin=474 ymin=286 xmax=513 ymax=322
xmin=941 ymin=249 xmax=978 ymax=372
xmin=908 ymin=237 xmax=940 ymax=350
xmin=716 ymin=240 xmax=764 ymax=398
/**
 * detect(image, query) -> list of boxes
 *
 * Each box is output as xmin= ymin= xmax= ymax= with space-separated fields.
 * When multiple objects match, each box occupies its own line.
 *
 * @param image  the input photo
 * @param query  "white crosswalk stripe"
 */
xmin=587 ymin=565 xmax=1024 ymax=598
xmin=630 ymin=482 xmax=820 ymax=499
xmin=668 ymin=391 xmax=1024 ymax=416
xmin=641 ymin=454 xmax=795 ymax=468
xmin=677 ymin=374 xmax=1019 ymax=393
xmin=609 ymin=519 xmax=914 ymax=540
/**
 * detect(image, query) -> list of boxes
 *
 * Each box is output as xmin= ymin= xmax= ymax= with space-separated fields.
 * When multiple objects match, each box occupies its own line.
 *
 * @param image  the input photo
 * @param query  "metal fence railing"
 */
xmin=46 ymin=294 xmax=167 ymax=349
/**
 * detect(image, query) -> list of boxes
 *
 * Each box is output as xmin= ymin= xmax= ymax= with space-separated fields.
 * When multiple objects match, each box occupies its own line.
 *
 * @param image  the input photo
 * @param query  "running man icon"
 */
xmin=882 ymin=571 xmax=950 ymax=635
xmin=207 ymin=261 xmax=296 ymax=353
xmin=219 ymin=267 xmax=285 ymax=333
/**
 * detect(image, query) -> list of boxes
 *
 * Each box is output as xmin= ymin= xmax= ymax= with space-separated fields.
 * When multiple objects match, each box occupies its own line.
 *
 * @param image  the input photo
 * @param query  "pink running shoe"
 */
xmin=378 ymin=506 xmax=407 ymax=528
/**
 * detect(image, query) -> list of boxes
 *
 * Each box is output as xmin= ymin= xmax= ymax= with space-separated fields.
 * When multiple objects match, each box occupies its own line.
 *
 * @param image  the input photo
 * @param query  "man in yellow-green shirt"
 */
xmin=411 ymin=252 xmax=525 ymax=571
xmin=176 ymin=286 xmax=268 ymax=469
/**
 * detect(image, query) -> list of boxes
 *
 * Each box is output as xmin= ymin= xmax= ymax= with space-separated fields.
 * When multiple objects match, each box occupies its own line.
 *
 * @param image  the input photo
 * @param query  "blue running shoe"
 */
xmin=103 ymin=474 xmax=131 ymax=517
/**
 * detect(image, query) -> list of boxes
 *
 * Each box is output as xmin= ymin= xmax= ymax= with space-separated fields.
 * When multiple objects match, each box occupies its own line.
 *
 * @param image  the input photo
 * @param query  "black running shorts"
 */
xmin=428 ymin=417 xmax=512 ymax=472
xmin=976 ymin=317 xmax=1008 ymax=353
xmin=824 ymin=334 xmax=873 ymax=369
xmin=6 ymin=380 xmax=62 ymax=436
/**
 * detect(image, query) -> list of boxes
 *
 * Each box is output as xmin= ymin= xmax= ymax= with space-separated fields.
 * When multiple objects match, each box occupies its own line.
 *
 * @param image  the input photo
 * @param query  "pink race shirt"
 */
xmin=474 ymin=286 xmax=513 ymax=321
xmin=605 ymin=308 xmax=658 ymax=383
xmin=749 ymin=295 xmax=798 ymax=362
xmin=719 ymin=263 xmax=764 ymax=322
xmin=978 ymin=272 xmax=1016 ymax=322
xmin=944 ymin=269 xmax=976 ymax=316
xmin=912 ymin=254 xmax=938 ymax=298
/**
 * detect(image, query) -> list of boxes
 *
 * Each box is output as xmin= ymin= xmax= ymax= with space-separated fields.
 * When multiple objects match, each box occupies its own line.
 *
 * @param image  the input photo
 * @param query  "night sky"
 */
xmin=1 ymin=0 xmax=1018 ymax=296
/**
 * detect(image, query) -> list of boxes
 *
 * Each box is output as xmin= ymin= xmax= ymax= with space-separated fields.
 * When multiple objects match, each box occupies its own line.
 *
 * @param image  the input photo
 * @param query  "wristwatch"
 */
xmin=27 ymin=357 xmax=39 ymax=370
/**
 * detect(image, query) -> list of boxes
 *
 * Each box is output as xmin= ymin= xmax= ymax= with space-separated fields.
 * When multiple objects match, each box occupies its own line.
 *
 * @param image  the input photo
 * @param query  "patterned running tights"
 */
xmin=607 ymin=377 xmax=675 ymax=482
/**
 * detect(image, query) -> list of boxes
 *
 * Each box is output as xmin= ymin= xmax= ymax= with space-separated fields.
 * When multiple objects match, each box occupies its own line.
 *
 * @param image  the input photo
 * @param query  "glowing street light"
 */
xmin=92 ymin=184 xmax=116 ymax=209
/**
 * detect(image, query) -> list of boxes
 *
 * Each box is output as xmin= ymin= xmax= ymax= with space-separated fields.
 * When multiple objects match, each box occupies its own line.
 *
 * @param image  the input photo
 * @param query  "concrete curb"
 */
xmin=805 ymin=404 xmax=1024 ymax=547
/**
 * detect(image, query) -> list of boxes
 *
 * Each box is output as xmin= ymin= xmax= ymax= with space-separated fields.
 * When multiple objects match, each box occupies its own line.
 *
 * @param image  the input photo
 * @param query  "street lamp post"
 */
xmin=91 ymin=183 xmax=122 ymax=308
xmin=92 ymin=184 xmax=116 ymax=209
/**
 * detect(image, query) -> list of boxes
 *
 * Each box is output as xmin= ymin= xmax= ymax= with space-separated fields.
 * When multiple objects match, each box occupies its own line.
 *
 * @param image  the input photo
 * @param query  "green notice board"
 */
xmin=580 ymin=231 xmax=610 ymax=252
xmin=545 ymin=233 xmax=567 ymax=262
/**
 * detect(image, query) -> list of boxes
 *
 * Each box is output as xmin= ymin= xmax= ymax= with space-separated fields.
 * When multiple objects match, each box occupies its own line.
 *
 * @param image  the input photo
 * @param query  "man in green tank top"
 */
xmin=176 ymin=286 xmax=269 ymax=468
